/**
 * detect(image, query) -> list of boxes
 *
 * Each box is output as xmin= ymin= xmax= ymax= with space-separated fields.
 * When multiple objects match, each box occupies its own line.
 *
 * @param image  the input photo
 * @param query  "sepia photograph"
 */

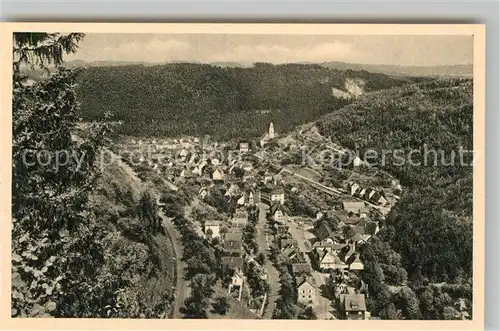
xmin=1 ymin=23 xmax=485 ymax=329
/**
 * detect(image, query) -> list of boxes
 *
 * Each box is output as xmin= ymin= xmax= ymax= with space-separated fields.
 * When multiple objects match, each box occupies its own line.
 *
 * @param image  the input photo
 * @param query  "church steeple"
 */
xmin=269 ymin=122 xmax=275 ymax=139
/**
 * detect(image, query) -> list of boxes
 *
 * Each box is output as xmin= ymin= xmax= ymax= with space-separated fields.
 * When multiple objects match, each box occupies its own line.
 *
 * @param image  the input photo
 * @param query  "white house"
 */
xmin=237 ymin=195 xmax=246 ymax=206
xmin=212 ymin=168 xmax=224 ymax=181
xmin=297 ymin=277 xmax=317 ymax=306
xmin=239 ymin=142 xmax=250 ymax=153
xmin=349 ymin=254 xmax=364 ymax=271
xmin=270 ymin=187 xmax=285 ymax=205
xmin=350 ymin=183 xmax=361 ymax=196
xmin=229 ymin=270 xmax=245 ymax=301
xmin=377 ymin=195 xmax=388 ymax=206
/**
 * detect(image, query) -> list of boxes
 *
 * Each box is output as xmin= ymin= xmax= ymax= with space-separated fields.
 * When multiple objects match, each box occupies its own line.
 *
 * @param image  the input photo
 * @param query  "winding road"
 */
xmin=105 ymin=149 xmax=188 ymax=318
xmin=159 ymin=211 xmax=188 ymax=318
xmin=256 ymin=203 xmax=280 ymax=319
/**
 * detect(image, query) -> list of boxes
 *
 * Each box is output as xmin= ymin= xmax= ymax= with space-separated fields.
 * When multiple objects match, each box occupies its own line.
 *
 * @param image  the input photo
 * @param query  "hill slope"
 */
xmin=315 ymin=78 xmax=473 ymax=318
xmin=88 ymin=158 xmax=177 ymax=318
xmin=74 ymin=62 xmax=425 ymax=140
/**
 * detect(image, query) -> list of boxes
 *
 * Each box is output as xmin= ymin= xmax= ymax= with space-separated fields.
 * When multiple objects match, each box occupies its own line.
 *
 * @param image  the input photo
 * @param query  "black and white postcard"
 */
xmin=0 ymin=23 xmax=485 ymax=330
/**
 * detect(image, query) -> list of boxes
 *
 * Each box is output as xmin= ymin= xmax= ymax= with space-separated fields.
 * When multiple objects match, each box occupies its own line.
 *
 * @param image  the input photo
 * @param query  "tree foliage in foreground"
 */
xmin=12 ymin=33 xmax=174 ymax=318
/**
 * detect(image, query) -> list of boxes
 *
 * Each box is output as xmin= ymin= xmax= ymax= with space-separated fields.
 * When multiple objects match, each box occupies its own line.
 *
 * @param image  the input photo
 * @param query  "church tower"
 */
xmin=269 ymin=122 xmax=275 ymax=139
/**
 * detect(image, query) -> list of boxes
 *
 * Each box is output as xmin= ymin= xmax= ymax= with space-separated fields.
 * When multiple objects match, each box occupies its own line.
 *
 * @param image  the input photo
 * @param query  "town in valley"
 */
xmin=11 ymin=31 xmax=474 ymax=321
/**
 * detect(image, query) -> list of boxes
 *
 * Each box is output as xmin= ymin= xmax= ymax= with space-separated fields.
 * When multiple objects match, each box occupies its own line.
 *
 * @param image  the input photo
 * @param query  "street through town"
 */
xmin=256 ymin=203 xmax=280 ymax=319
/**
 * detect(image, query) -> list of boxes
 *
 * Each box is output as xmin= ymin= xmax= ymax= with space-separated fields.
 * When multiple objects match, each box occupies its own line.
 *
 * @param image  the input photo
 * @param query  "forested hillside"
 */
xmin=75 ymin=63 xmax=423 ymax=140
xmin=316 ymin=78 xmax=473 ymax=319
xmin=12 ymin=33 xmax=176 ymax=318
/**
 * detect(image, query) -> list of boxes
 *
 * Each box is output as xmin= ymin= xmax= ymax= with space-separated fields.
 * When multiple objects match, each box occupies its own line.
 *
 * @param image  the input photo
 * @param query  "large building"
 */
xmin=297 ymin=276 xmax=317 ymax=306
xmin=260 ymin=186 xmax=285 ymax=205
xmin=260 ymin=122 xmax=278 ymax=147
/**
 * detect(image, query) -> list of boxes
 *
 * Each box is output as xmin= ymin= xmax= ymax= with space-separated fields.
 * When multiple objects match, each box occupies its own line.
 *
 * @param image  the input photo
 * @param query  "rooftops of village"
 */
xmin=280 ymin=238 xmax=298 ymax=249
xmin=260 ymin=185 xmax=285 ymax=194
xmin=342 ymin=294 xmax=367 ymax=312
xmin=342 ymin=201 xmax=369 ymax=214
xmin=316 ymin=222 xmax=336 ymax=241
xmin=270 ymin=202 xmax=292 ymax=216
xmin=313 ymin=241 xmax=347 ymax=251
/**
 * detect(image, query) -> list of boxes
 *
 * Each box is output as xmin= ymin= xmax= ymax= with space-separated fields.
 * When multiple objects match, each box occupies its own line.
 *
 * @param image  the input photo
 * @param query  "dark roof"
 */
xmin=343 ymin=294 xmax=367 ymax=312
xmin=296 ymin=276 xmax=315 ymax=289
xmin=270 ymin=202 xmax=292 ymax=216
xmin=316 ymin=222 xmax=335 ymax=241
xmin=260 ymin=186 xmax=272 ymax=193
xmin=292 ymin=263 xmax=312 ymax=274
xmin=271 ymin=187 xmax=285 ymax=195
xmin=221 ymin=256 xmax=245 ymax=270
xmin=282 ymin=247 xmax=297 ymax=259
xmin=224 ymin=232 xmax=243 ymax=253
xmin=364 ymin=221 xmax=379 ymax=236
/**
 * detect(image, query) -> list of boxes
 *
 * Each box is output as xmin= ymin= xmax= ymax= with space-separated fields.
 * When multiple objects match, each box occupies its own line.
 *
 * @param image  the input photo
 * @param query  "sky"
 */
xmin=65 ymin=33 xmax=473 ymax=66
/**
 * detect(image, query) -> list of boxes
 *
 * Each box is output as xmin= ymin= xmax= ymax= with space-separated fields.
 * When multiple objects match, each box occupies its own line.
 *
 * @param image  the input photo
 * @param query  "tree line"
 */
xmin=73 ymin=62 xmax=421 ymax=140
xmin=317 ymin=78 xmax=473 ymax=319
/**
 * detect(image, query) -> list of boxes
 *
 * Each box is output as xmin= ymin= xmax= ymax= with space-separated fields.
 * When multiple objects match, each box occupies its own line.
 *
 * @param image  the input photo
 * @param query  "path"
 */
xmin=256 ymin=203 xmax=280 ymax=319
xmin=159 ymin=210 xmax=189 ymax=318
xmin=105 ymin=148 xmax=189 ymax=318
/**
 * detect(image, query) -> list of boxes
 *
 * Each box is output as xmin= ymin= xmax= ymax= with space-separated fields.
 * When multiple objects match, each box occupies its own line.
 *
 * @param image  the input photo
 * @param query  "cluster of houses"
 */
xmin=127 ymin=124 xmax=392 ymax=319
xmin=347 ymin=182 xmax=388 ymax=206
xmin=260 ymin=183 xmax=378 ymax=319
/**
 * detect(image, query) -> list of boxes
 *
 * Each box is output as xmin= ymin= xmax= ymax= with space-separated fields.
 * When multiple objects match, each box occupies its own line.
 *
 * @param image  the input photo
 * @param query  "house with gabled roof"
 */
xmin=225 ymin=183 xmax=241 ymax=197
xmin=230 ymin=210 xmax=248 ymax=228
xmin=349 ymin=182 xmax=361 ymax=196
xmin=260 ymin=185 xmax=286 ymax=205
xmin=315 ymin=222 xmax=342 ymax=246
xmin=339 ymin=293 xmax=368 ymax=320
xmin=212 ymin=168 xmax=225 ymax=181
xmin=226 ymin=262 xmax=245 ymax=301
xmin=319 ymin=250 xmax=348 ymax=271
xmin=269 ymin=202 xmax=292 ymax=223
xmin=349 ymin=254 xmax=364 ymax=271
xmin=199 ymin=187 xmax=208 ymax=199
xmin=297 ymin=276 xmax=317 ymax=306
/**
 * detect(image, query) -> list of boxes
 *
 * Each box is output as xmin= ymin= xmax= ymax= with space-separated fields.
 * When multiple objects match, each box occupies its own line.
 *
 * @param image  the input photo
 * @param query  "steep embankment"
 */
xmin=89 ymin=153 xmax=181 ymax=318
